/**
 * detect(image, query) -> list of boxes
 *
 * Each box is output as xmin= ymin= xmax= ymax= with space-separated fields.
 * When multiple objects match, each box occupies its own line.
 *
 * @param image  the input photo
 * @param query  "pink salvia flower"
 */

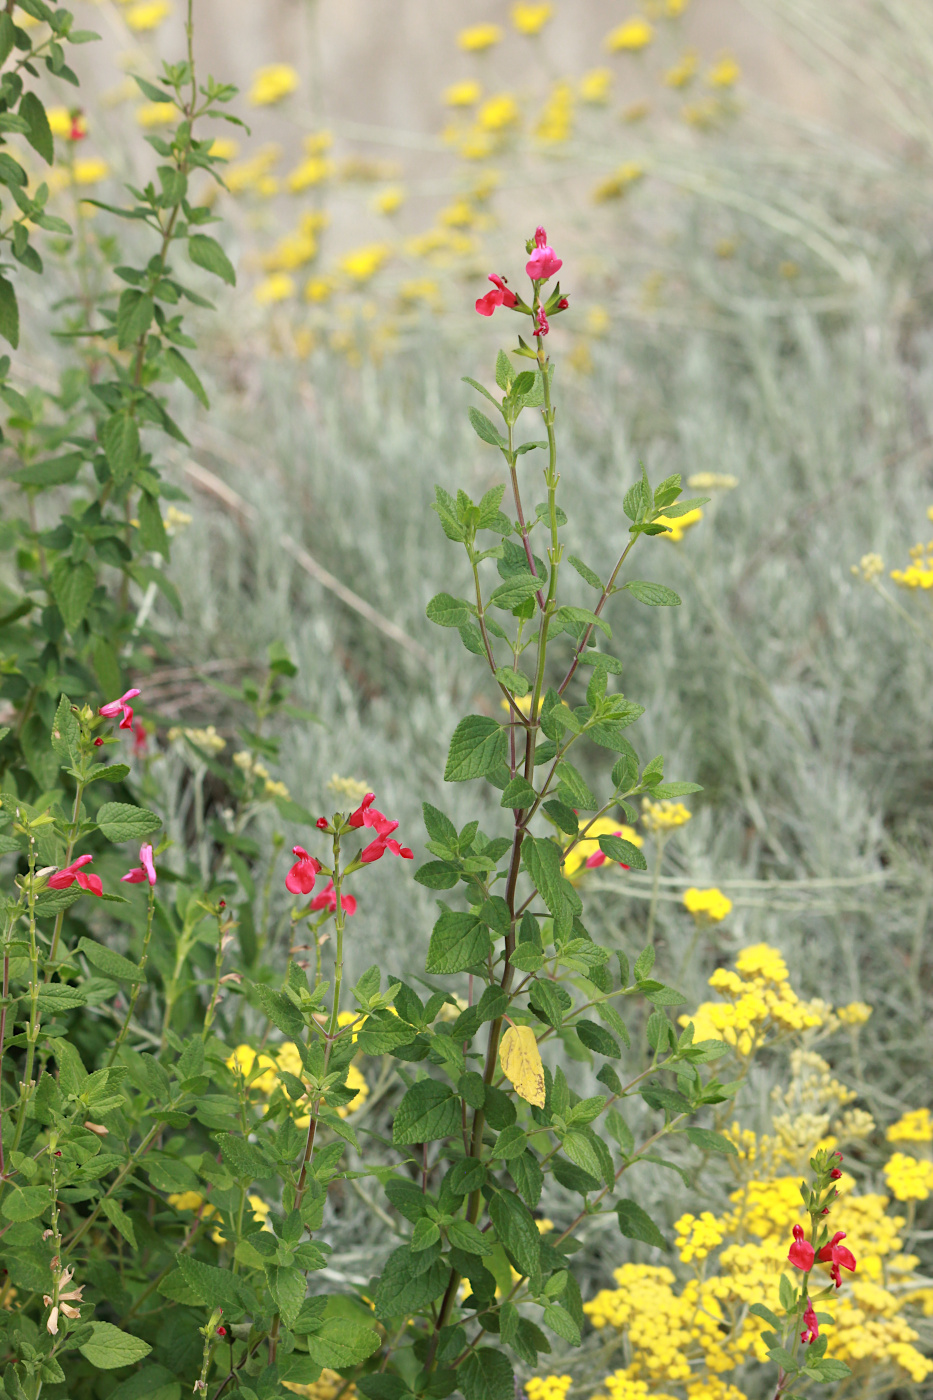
xmin=309 ymin=879 xmax=357 ymax=917
xmin=348 ymin=792 xmax=413 ymax=862
xmin=788 ymin=1224 xmax=815 ymax=1272
xmin=525 ymin=227 xmax=562 ymax=282
xmin=534 ymin=308 xmax=550 ymax=336
xmin=122 ymin=843 xmax=156 ymax=886
xmin=475 ymin=273 xmax=518 ymax=317
xmin=800 ymin=1299 xmax=819 ymax=1345
xmin=99 ymin=688 xmax=141 ymax=730
xmin=47 ymin=854 xmax=103 ymax=897
xmin=818 ymin=1231 xmax=857 ymax=1288
xmin=285 ymin=846 xmax=322 ymax=895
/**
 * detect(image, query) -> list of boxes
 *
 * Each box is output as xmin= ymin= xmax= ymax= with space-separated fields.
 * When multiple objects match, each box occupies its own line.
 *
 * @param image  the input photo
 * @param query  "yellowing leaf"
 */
xmin=499 ymin=1024 xmax=545 ymax=1108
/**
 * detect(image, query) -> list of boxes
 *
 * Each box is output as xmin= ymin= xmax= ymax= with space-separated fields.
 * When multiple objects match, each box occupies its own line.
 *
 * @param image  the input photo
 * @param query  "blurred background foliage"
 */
xmin=5 ymin=0 xmax=933 ymax=1324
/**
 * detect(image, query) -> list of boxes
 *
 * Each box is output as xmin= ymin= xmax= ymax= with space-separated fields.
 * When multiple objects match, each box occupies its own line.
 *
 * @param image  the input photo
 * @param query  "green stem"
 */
xmin=45 ymin=777 xmax=86 ymax=979
xmin=107 ymin=885 xmax=156 ymax=1065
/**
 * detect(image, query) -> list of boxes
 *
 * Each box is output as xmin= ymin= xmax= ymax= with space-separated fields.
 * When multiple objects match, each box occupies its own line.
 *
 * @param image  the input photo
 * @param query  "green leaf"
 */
xmin=0 ymin=275 xmax=19 ymax=348
xmin=567 ymin=555 xmax=603 ymax=590
xmin=576 ymin=1019 xmax=620 ymax=1058
xmin=494 ymin=665 xmax=531 ymax=696
xmin=621 ymin=580 xmax=682 ymax=606
xmin=96 ymin=802 xmax=162 ymax=843
xmin=489 ymin=1190 xmax=541 ymax=1279
xmin=499 ymin=776 xmax=537 ymax=809
xmin=216 ymin=1132 xmax=275 ymax=1182
xmin=50 ymin=692 xmax=79 ymax=763
xmin=543 ymin=1304 xmax=580 ymax=1346
xmin=138 ymin=492 xmax=169 ymax=555
xmin=495 ymin=349 xmax=513 ymax=390
xmin=749 ymin=1302 xmax=782 ymax=1329
xmin=393 ymin=1079 xmax=461 ymax=1145
xmin=426 ymin=593 xmax=470 ymax=628
xmin=266 ymin=1265 xmax=305 ymax=1327
xmin=20 ymin=92 xmax=53 ymax=165
xmin=594 ymin=833 xmax=646 ymax=870
xmin=103 ymin=413 xmax=140 ymax=484
xmin=307 ymin=1319 xmax=381 ymax=1369
xmin=164 ymin=347 xmax=209 ymax=407
xmin=426 ymin=907 xmax=491 ymax=973
xmin=684 ymin=1126 xmax=738 ymax=1156
xmin=188 ymin=233 xmax=236 ymax=285
xmin=116 ymin=289 xmax=154 ymax=349
xmin=561 ymin=1130 xmax=604 ymax=1181
xmin=489 ymin=574 xmax=540 ymax=610
xmin=85 ymin=762 xmax=131 ymax=786
xmin=468 ymin=406 xmax=506 ymax=449
xmin=414 ymin=860 xmax=459 ymax=890
xmin=101 ymin=1197 xmax=137 ymax=1249
xmin=554 ymin=604 xmax=611 ymax=638
xmin=811 ymin=1359 xmax=852 ymax=1381
xmin=79 ymin=1322 xmax=152 ymax=1370
xmin=460 ymin=1349 xmax=514 ymax=1400
xmin=444 ymin=715 xmax=507 ymax=782
xmin=522 ymin=836 xmax=565 ymax=917
xmin=253 ymin=981 xmax=305 ymax=1038
xmin=78 ymin=936 xmax=143 ymax=984
xmin=446 ymin=1218 xmax=493 ymax=1255
xmin=1 ymin=1186 xmax=48 ymax=1221
xmin=0 ymin=13 xmax=14 ymax=67
xmin=650 ymin=781 xmax=703 ymax=798
xmin=555 ymin=762 xmax=596 ymax=810
xmin=51 ymin=558 xmax=95 ymax=631
xmin=656 ymin=496 xmax=707 ymax=518
xmin=35 ymin=985 xmax=86 ymax=1012
xmin=616 ymin=1199 xmax=668 ymax=1249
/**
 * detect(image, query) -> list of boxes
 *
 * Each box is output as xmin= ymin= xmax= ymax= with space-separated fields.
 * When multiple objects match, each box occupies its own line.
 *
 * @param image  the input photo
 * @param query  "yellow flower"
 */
xmin=254 ymin=274 xmax=295 ymax=305
xmin=135 ymin=102 xmax=177 ymax=128
xmin=262 ymin=229 xmax=319 ymax=272
xmin=46 ymin=107 xmax=77 ymax=138
xmin=525 ymin=1379 xmax=572 ymax=1400
xmin=226 ymin=1044 xmax=279 ymax=1093
xmin=675 ymin=1211 xmax=725 ymax=1263
xmin=564 ymin=817 xmax=643 ymax=879
xmin=850 ymin=552 xmax=884 ymax=582
xmin=286 ymin=157 xmax=334 ymax=193
xmin=687 ymin=472 xmax=737 ymax=491
xmin=734 ymin=943 xmax=787 ymax=984
xmin=164 ymin=505 xmax=192 ymax=533
xmin=340 ymin=243 xmax=390 ymax=282
xmin=707 ymin=54 xmax=740 ymax=87
xmin=73 ymin=158 xmax=109 ymax=186
xmin=284 ymin=1370 xmax=357 ymax=1400
xmin=457 ymin=24 xmax=502 ymax=51
xmin=326 ymin=775 xmax=371 ymax=803
xmin=641 ymin=797 xmax=691 ymax=832
xmin=225 ymin=146 xmax=281 ymax=195
xmin=167 ymin=1191 xmax=210 ymax=1213
xmin=477 ymin=94 xmax=520 ymax=132
xmin=209 ymin=138 xmax=239 ymax=162
xmin=683 ymin=887 xmax=732 ymax=923
xmin=125 ymin=0 xmax=171 ymax=31
xmin=444 ymin=80 xmax=482 ymax=107
xmin=439 ymin=199 xmax=477 ymax=229
xmin=593 ymin=162 xmax=645 ymax=202
xmin=580 ymin=68 xmax=612 ymax=103
xmin=890 ymin=562 xmax=933 ymax=589
xmin=606 ymin=17 xmax=654 ymax=51
xmin=836 ymin=1001 xmax=873 ymax=1027
xmin=654 ymin=506 xmax=703 ymax=541
xmin=664 ymin=50 xmax=698 ymax=87
xmin=887 ymin=1109 xmax=933 ymax=1144
xmin=536 ymin=83 xmax=573 ymax=143
xmin=249 ymin=64 xmax=299 ymax=107
xmin=264 ymin=779 xmax=290 ymax=800
xmin=305 ymin=276 xmax=334 ymax=303
xmin=374 ymin=186 xmax=405 ymax=215
xmin=303 ymin=131 xmax=333 ymax=155
xmin=399 ymin=279 xmax=441 ymax=309
xmin=884 ymin=1153 xmax=933 ymax=1202
xmin=512 ymin=3 xmax=553 ymax=35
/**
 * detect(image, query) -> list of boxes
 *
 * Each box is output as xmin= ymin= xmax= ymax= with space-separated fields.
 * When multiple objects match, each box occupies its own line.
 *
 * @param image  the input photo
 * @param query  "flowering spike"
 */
xmin=99 ymin=687 xmax=141 ymax=729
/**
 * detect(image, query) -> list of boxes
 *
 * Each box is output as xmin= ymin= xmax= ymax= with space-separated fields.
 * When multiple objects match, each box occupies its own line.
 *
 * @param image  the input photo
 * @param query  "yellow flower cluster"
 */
xmin=512 ymin=3 xmax=553 ymax=35
xmin=641 ymin=797 xmax=692 ymax=832
xmin=606 ymin=18 xmax=654 ymax=52
xmin=681 ymin=945 xmax=829 ymax=1056
xmin=887 ymin=1107 xmax=933 ymax=1143
xmin=593 ymin=162 xmax=645 ymax=202
xmin=850 ymin=552 xmax=885 ymax=582
xmin=536 ymin=82 xmax=574 ymax=144
xmin=836 ymin=1000 xmax=873 ymax=1026
xmin=248 ymin=64 xmax=299 ymax=107
xmin=884 ymin=1153 xmax=933 ymax=1202
xmin=124 ymin=0 xmax=171 ymax=33
xmin=168 ymin=724 xmax=226 ymax=753
xmin=524 ymin=1376 xmax=571 ymax=1400
xmin=457 ymin=24 xmax=502 ymax=52
xmin=682 ymin=886 xmax=732 ymax=923
xmin=890 ymin=539 xmax=933 ymax=589
xmin=675 ymin=1211 xmax=725 ymax=1262
xmin=284 ymin=1369 xmax=357 ymax=1400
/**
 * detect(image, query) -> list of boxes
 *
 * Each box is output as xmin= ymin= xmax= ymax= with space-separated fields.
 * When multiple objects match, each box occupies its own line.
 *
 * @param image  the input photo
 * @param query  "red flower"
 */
xmin=818 ymin=1231 xmax=856 ymax=1288
xmin=361 ymin=830 xmax=414 ymax=864
xmin=94 ymin=737 xmax=104 ymax=747
xmin=800 ymin=1298 xmax=819 ymax=1344
xmin=557 ymin=297 xmax=569 ymax=310
xmin=534 ymin=308 xmax=550 ymax=336
xmin=316 ymin=817 xmax=329 ymax=831
xmin=830 ymin=1167 xmax=842 ymax=1180
xmin=526 ymin=227 xmax=562 ymax=282
xmin=99 ymin=688 xmax=140 ymax=730
xmin=122 ymin=843 xmax=157 ymax=887
xmin=475 ymin=273 xmax=518 ymax=317
xmin=285 ymin=846 xmax=322 ymax=895
xmin=309 ymin=879 xmax=357 ymax=916
xmin=348 ymin=793 xmax=413 ymax=862
xmin=788 ymin=1224 xmax=814 ymax=1272
xmin=48 ymin=854 xmax=103 ymax=897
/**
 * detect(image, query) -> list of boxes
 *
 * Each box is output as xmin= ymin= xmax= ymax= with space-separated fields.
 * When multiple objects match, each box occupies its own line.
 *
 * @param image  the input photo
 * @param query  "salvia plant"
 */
xmin=0 ymin=6 xmax=864 ymax=1399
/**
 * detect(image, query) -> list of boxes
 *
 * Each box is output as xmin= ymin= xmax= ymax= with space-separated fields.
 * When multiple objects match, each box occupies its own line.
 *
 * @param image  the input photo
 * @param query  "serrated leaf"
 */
xmin=616 ymin=1199 xmax=667 ymax=1249
xmin=79 ymin=1323 xmax=152 ymax=1370
xmin=468 ymin=406 xmax=506 ymax=449
xmin=51 ymin=558 xmax=95 ymax=632
xmin=116 ymin=289 xmax=154 ymax=349
xmin=499 ymin=776 xmax=537 ymax=809
xmin=622 ymin=580 xmax=682 ymax=606
xmin=597 ymin=833 xmax=648 ymax=870
xmin=498 ymin=1025 xmax=545 ymax=1108
xmin=568 ymin=555 xmax=603 ymax=590
xmin=495 ymin=349 xmax=513 ymax=390
xmin=494 ymin=665 xmax=531 ymax=696
xmin=489 ymin=574 xmax=540 ymax=610
xmin=307 ymin=1319 xmax=381 ymax=1369
xmin=96 ymin=802 xmax=162 ymax=843
xmin=684 ymin=1126 xmax=738 ymax=1156
xmin=78 ymin=936 xmax=143 ymax=984
xmin=426 ymin=907 xmax=491 ymax=973
xmin=393 ymin=1079 xmax=461 ymax=1145
xmin=426 ymin=593 xmax=470 ymax=628
xmin=0 ymin=275 xmax=19 ymax=348
xmin=164 ymin=347 xmax=209 ymax=407
xmin=20 ymin=92 xmax=53 ymax=165
xmin=444 ymin=715 xmax=507 ymax=782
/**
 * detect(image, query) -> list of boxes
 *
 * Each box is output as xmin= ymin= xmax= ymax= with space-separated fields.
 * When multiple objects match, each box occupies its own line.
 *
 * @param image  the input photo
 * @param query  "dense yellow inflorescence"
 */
xmin=579 ymin=948 xmax=933 ymax=1397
